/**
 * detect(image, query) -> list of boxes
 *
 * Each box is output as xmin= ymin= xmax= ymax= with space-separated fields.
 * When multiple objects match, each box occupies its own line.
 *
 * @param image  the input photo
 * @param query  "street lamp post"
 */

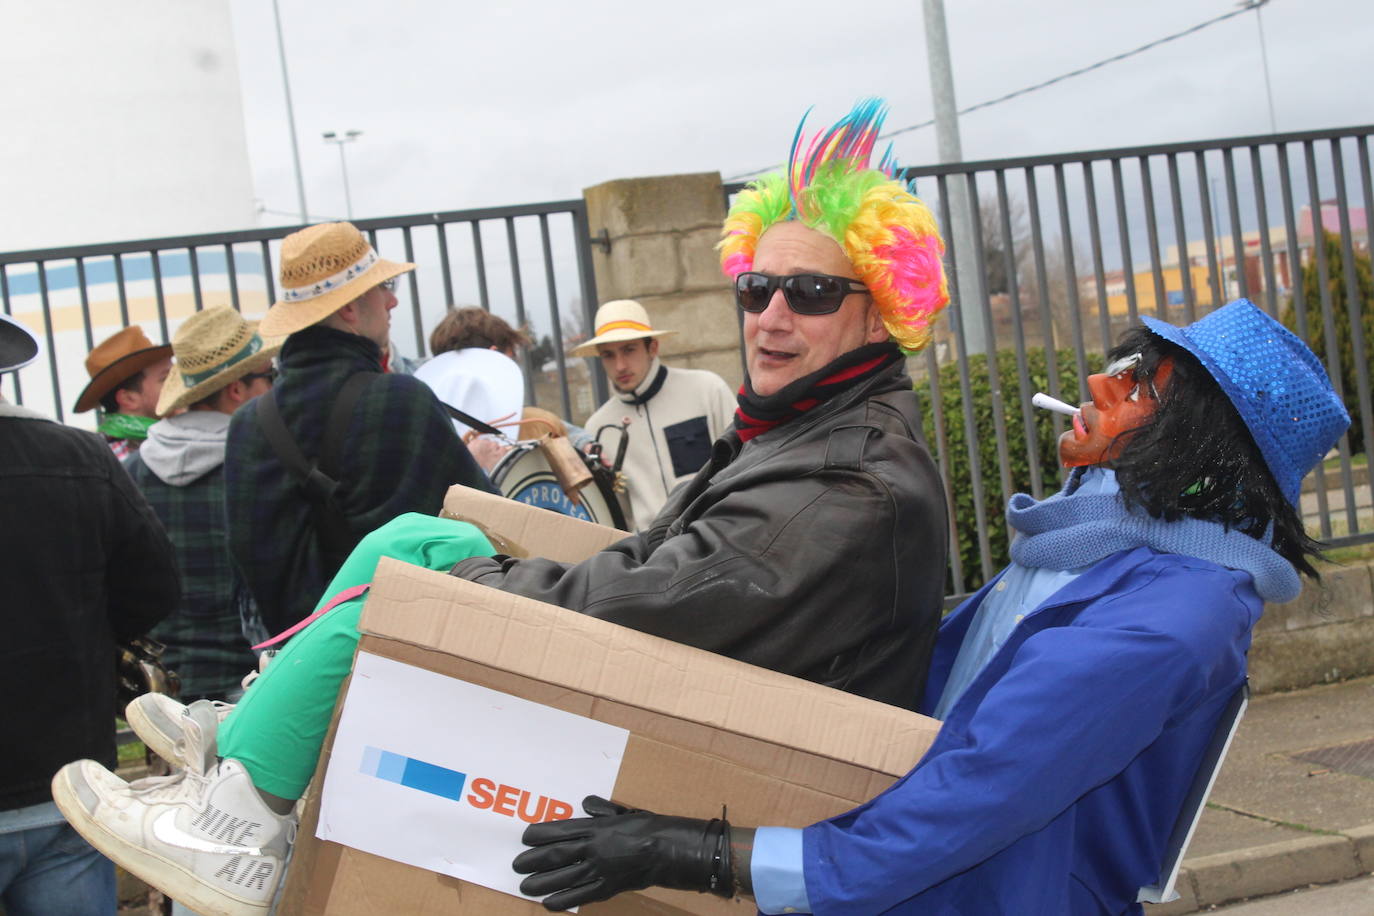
xmin=322 ymin=130 xmax=362 ymax=220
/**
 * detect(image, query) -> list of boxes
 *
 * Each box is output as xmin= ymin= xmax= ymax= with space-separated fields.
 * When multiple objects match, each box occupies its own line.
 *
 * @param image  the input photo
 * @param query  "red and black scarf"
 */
xmin=734 ymin=342 xmax=902 ymax=442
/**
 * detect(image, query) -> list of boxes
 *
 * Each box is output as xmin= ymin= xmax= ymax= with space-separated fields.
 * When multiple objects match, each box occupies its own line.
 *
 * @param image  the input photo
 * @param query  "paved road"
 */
xmin=1210 ymin=874 xmax=1374 ymax=914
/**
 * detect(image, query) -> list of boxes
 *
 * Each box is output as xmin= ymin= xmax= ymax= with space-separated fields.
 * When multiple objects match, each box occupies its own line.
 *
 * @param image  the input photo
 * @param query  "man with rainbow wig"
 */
xmin=445 ymin=96 xmax=954 ymax=708
xmin=49 ymin=100 xmax=954 ymax=916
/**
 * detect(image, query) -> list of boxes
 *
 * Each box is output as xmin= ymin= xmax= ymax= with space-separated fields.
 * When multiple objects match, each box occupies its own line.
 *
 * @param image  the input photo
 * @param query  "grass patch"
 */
xmin=1320 ymin=541 xmax=1374 ymax=567
xmin=115 ymin=717 xmax=147 ymax=765
xmin=1324 ymin=451 xmax=1368 ymax=471
xmin=1203 ymin=802 xmax=1342 ymax=836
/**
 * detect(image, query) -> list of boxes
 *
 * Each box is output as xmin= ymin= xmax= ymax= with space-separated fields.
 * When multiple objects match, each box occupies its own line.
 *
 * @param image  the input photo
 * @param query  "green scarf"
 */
xmin=98 ymin=412 xmax=157 ymax=442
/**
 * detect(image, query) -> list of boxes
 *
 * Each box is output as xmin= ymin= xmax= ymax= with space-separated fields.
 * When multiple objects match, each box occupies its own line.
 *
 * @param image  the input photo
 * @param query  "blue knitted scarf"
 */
xmin=1006 ymin=469 xmax=1300 ymax=603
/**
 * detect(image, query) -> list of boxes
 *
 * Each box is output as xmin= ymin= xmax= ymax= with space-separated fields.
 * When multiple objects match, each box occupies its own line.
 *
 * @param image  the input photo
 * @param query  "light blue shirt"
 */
xmin=751 ymin=470 xmax=1119 ymax=914
xmin=0 ymin=800 xmax=64 ymax=836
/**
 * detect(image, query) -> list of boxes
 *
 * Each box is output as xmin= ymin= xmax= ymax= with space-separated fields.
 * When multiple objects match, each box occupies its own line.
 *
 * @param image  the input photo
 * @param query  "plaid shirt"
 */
xmin=124 ymin=427 xmax=257 ymax=702
xmin=225 ymin=326 xmax=493 ymax=635
xmin=107 ymin=436 xmax=136 ymax=461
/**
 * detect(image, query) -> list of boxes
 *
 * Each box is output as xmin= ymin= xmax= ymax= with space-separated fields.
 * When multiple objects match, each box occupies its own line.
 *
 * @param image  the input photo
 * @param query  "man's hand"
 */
xmin=462 ymin=431 xmax=512 ymax=472
xmin=512 ymin=796 xmax=733 ymax=911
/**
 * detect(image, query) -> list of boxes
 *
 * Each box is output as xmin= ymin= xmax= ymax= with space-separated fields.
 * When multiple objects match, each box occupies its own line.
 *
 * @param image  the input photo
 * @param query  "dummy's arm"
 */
xmin=513 ymin=796 xmax=781 ymax=912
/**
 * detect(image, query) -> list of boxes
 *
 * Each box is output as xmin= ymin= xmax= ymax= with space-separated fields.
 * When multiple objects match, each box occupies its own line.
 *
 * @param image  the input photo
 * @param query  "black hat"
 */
xmin=0 ymin=313 xmax=39 ymax=374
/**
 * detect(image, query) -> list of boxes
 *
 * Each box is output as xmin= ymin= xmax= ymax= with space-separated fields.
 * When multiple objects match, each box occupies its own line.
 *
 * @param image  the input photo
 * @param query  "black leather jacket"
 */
xmin=452 ymin=361 xmax=947 ymax=711
xmin=0 ymin=405 xmax=179 ymax=810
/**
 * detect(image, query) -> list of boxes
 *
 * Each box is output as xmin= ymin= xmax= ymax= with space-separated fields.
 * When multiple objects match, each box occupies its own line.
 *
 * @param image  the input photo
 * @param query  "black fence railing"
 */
xmin=730 ymin=125 xmax=1374 ymax=596
xmin=3 ymin=125 xmax=1370 ymax=602
xmin=0 ymin=199 xmax=607 ymax=426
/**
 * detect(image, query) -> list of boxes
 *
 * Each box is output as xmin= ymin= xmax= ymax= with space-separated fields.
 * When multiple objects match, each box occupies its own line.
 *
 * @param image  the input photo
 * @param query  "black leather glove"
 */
xmin=512 ymin=795 xmax=734 ymax=911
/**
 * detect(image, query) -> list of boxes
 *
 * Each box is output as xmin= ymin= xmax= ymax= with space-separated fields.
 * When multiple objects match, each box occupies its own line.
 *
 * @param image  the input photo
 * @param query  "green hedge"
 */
xmin=920 ymin=347 xmax=1085 ymax=593
xmin=1281 ymin=231 xmax=1373 ymax=456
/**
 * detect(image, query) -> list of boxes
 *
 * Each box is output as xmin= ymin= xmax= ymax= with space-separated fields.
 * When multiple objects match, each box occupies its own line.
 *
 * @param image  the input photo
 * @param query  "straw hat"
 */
xmin=259 ymin=222 xmax=415 ymax=337
xmin=0 ymin=313 xmax=39 ymax=374
xmin=157 ymin=306 xmax=285 ymax=415
xmin=73 ymin=326 xmax=173 ymax=414
xmin=568 ymin=300 xmax=676 ymax=357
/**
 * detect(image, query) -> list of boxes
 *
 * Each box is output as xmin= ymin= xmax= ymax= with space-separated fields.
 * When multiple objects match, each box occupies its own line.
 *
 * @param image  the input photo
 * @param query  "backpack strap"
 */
xmin=439 ymin=402 xmax=504 ymax=438
xmin=317 ymin=373 xmax=374 ymax=489
xmin=256 ymin=372 xmax=375 ymax=568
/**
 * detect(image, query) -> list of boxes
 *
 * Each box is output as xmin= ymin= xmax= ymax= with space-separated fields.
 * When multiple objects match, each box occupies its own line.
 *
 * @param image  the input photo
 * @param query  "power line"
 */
xmin=258 ymin=206 xmax=343 ymax=224
xmin=725 ymin=3 xmax=1261 ymax=181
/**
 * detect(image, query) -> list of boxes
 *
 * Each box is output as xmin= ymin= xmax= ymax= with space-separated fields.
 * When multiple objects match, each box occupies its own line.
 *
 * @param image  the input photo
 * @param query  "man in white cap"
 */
xmin=0 ymin=313 xmax=178 ymax=915
xmin=573 ymin=299 xmax=735 ymax=527
xmin=224 ymin=222 xmax=493 ymax=639
xmin=124 ymin=306 xmax=282 ymax=704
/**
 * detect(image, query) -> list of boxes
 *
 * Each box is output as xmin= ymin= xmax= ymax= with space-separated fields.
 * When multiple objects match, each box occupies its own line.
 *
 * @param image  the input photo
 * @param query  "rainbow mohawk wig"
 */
xmin=719 ymin=98 xmax=949 ymax=353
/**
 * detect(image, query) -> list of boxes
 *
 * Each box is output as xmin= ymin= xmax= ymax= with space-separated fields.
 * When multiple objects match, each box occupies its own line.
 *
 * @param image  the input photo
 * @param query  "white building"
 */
xmin=0 ymin=1 xmax=263 ymax=421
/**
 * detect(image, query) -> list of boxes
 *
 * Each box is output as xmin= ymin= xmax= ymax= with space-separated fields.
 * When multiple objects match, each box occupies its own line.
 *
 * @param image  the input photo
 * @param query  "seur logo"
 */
xmin=360 ymin=746 xmax=573 ymax=824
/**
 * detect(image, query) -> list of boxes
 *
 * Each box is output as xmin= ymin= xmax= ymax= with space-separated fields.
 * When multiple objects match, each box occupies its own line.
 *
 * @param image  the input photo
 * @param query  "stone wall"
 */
xmin=1251 ymin=561 xmax=1374 ymax=693
xmin=581 ymin=172 xmax=743 ymax=393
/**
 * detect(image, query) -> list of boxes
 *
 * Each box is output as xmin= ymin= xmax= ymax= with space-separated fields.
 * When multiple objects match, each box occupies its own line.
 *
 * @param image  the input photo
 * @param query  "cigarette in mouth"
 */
xmin=1032 ymin=392 xmax=1081 ymax=417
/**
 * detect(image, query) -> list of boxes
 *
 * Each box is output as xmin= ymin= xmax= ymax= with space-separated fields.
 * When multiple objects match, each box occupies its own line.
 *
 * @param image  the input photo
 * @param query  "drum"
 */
xmin=489 ymin=441 xmax=629 ymax=530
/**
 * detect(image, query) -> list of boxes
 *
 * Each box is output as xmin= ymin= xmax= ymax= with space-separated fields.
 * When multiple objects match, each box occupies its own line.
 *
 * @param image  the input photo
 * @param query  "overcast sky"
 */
xmin=228 ymin=0 xmax=1372 ymax=225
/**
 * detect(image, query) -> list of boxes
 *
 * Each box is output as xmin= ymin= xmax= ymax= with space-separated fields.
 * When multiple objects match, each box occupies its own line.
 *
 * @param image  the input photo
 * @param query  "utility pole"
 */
xmin=271 ymin=0 xmax=309 ymax=223
xmin=922 ymin=0 xmax=987 ymax=351
xmin=1244 ymin=0 xmax=1279 ymax=133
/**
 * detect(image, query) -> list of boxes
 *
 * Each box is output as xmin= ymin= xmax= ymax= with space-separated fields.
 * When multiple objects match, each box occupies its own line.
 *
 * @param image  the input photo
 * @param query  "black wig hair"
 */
xmin=1105 ymin=326 xmax=1323 ymax=578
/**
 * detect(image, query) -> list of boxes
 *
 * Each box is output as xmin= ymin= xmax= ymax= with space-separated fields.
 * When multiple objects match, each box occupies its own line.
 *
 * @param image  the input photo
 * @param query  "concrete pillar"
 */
xmin=581 ymin=172 xmax=742 ymax=391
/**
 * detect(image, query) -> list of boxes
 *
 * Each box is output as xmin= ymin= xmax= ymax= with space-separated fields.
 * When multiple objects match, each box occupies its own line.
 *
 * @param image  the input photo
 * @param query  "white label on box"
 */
xmin=317 ymin=651 xmax=629 ymax=904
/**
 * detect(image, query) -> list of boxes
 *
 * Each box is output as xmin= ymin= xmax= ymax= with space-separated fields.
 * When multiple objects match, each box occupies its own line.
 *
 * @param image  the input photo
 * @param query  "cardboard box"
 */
xmin=280 ymin=496 xmax=941 ymax=915
xmin=439 ymin=483 xmax=629 ymax=562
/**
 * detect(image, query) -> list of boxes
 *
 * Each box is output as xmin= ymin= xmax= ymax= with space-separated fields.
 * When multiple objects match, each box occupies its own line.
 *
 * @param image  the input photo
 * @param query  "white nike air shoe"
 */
xmin=126 ymin=695 xmax=234 ymax=769
xmin=53 ymin=702 xmax=293 ymax=916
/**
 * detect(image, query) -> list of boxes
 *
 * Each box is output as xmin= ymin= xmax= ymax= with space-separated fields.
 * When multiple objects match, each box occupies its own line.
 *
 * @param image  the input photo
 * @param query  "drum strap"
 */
xmin=256 ymin=372 xmax=374 ymax=571
xmin=440 ymin=402 xmax=504 ymax=437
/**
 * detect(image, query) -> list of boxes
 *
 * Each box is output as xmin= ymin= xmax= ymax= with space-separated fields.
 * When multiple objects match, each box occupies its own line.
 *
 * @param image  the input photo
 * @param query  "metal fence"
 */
xmin=732 ymin=124 xmax=1373 ymax=596
xmin=4 ymin=124 xmax=1371 ymax=601
xmin=0 ymin=200 xmax=606 ymax=427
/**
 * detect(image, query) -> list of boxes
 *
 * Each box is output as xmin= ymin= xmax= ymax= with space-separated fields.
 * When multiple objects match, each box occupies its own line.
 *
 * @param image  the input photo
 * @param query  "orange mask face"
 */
xmin=1059 ymin=354 xmax=1174 ymax=468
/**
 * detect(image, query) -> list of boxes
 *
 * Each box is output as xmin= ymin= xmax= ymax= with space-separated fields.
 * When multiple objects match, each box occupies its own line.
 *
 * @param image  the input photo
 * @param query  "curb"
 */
xmin=1149 ymin=823 xmax=1374 ymax=913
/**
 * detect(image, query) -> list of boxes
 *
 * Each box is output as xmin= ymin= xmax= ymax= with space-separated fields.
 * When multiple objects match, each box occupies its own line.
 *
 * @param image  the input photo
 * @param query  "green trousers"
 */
xmin=217 ymin=513 xmax=494 ymax=799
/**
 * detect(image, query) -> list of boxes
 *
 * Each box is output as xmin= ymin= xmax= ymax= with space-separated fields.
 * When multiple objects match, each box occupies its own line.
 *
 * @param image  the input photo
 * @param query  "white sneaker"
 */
xmin=52 ymin=754 xmax=293 ymax=916
xmin=126 ymin=695 xmax=234 ymax=769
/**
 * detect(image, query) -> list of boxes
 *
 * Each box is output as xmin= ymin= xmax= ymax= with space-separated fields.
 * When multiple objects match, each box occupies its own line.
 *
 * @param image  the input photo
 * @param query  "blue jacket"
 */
xmin=802 ymin=547 xmax=1260 ymax=915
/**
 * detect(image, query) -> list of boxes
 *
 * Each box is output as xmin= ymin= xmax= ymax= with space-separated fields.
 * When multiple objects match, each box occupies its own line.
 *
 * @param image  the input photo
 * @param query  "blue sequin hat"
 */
xmin=1142 ymin=298 xmax=1350 ymax=505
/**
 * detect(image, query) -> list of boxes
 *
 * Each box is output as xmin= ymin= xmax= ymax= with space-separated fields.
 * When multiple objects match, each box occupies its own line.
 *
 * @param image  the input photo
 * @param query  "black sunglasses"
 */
xmin=242 ymin=368 xmax=279 ymax=384
xmin=734 ymin=271 xmax=869 ymax=316
xmin=379 ymin=277 xmax=398 ymax=293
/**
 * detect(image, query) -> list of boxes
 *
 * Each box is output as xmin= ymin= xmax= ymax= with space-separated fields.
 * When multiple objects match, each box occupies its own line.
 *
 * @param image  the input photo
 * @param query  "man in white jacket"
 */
xmin=574 ymin=299 xmax=736 ymax=528
xmin=124 ymin=306 xmax=282 ymax=702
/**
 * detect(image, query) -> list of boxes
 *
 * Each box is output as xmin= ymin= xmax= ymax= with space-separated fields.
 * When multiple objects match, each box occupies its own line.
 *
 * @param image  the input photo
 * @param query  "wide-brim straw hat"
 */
xmin=0 ymin=313 xmax=39 ymax=374
xmin=260 ymin=221 xmax=415 ymax=338
xmin=157 ymin=305 xmax=285 ymax=415
xmin=73 ymin=326 xmax=173 ymax=414
xmin=568 ymin=299 xmax=675 ymax=357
